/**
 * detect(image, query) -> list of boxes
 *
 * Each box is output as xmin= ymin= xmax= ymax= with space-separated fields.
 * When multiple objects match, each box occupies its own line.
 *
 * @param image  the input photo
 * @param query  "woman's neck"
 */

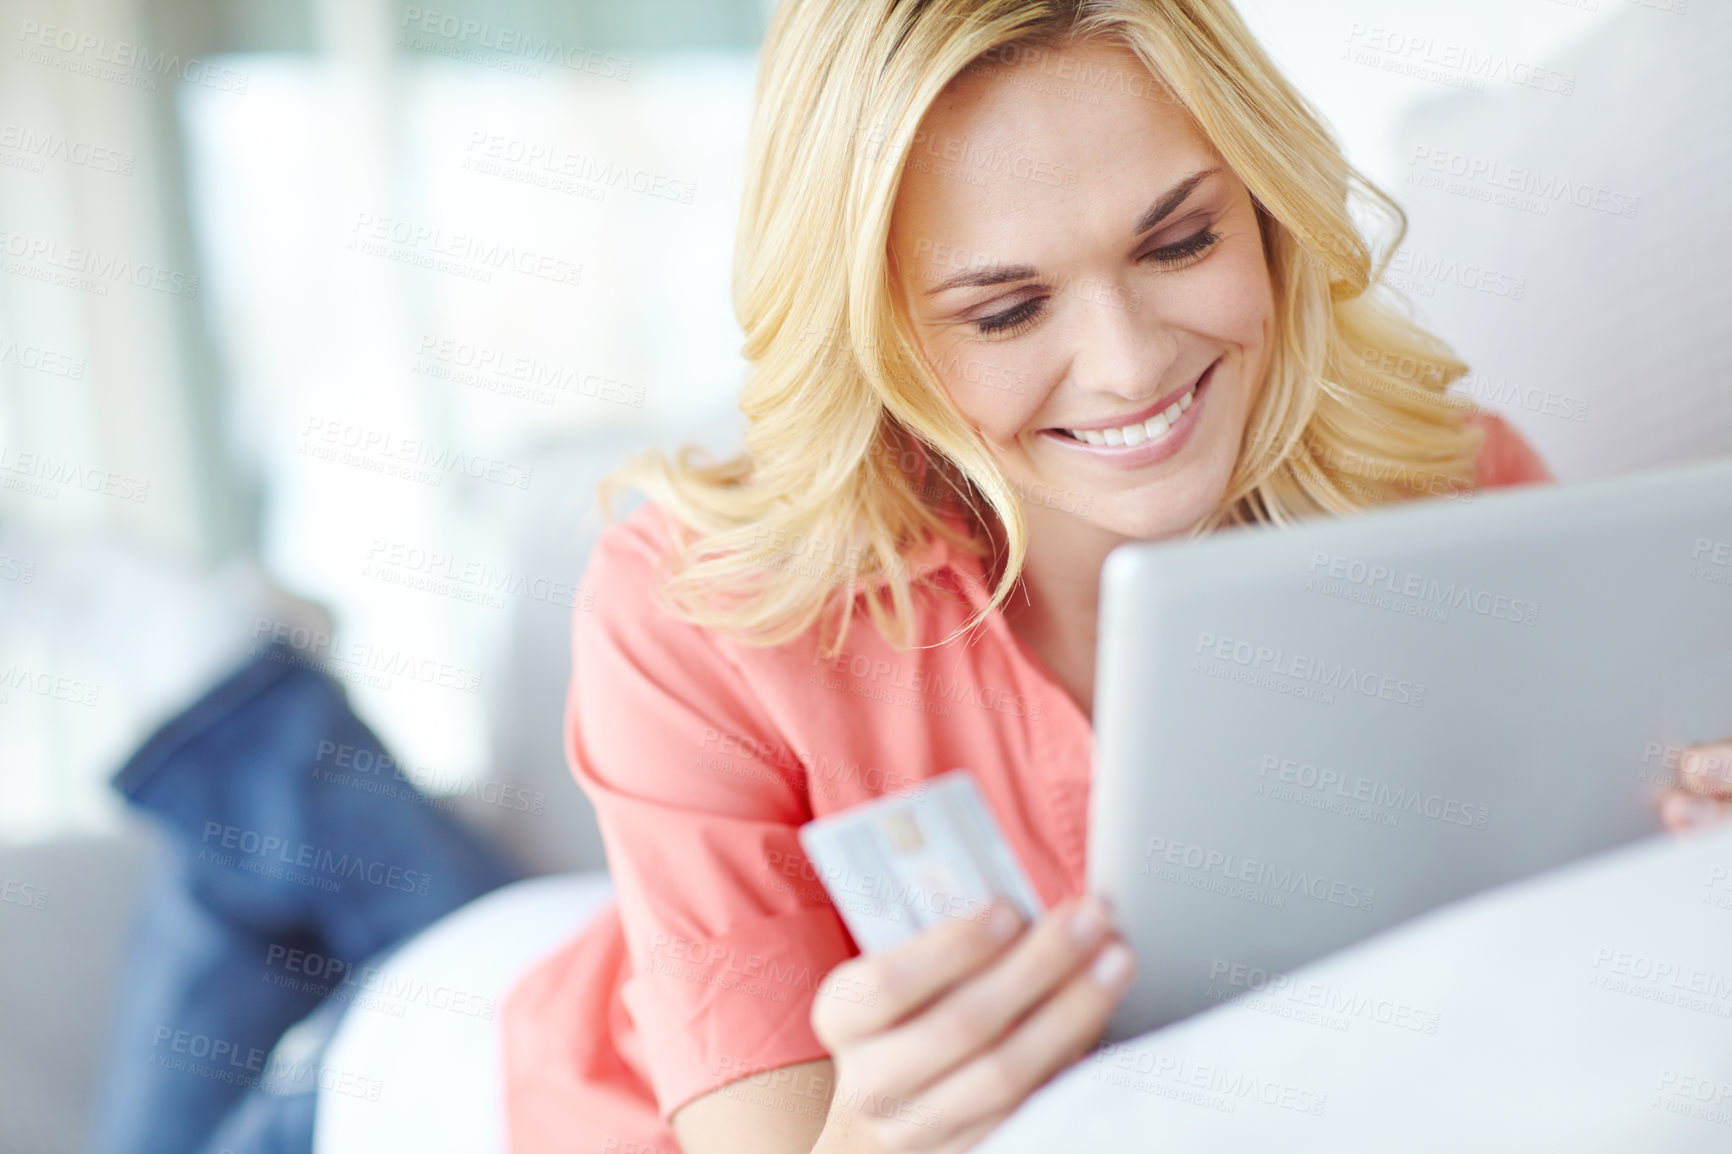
xmin=984 ymin=499 xmax=1130 ymax=718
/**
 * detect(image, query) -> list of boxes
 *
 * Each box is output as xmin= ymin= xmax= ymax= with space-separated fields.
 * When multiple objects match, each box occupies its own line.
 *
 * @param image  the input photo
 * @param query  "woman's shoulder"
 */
xmin=578 ymin=500 xmax=722 ymax=655
xmin=581 ymin=499 xmax=972 ymax=651
xmin=587 ymin=499 xmax=686 ymax=580
xmin=1463 ymin=409 xmax=1555 ymax=489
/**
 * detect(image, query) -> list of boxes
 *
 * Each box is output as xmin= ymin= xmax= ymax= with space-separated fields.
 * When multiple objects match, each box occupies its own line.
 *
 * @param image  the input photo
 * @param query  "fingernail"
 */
xmin=987 ymin=901 xmax=1022 ymax=941
xmin=1068 ymin=896 xmax=1108 ymax=947
xmin=1090 ymin=942 xmax=1133 ymax=988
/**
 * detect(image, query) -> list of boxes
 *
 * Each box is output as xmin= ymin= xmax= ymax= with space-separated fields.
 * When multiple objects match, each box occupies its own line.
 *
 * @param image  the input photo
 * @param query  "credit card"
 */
xmin=797 ymin=768 xmax=1045 ymax=953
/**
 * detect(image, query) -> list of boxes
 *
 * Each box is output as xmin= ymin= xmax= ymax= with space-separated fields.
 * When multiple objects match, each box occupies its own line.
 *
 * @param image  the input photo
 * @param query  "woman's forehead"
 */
xmin=889 ymin=42 xmax=1222 ymax=281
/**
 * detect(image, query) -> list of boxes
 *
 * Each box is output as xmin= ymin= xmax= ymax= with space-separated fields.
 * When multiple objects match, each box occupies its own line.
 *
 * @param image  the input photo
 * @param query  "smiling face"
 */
xmin=889 ymin=38 xmax=1275 ymax=547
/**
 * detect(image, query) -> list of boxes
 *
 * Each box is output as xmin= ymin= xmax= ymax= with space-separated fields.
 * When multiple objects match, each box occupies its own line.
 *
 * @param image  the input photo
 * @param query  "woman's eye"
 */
xmin=1142 ymin=226 xmax=1220 ymax=267
xmin=974 ymin=296 xmax=1045 ymax=336
xmin=966 ymin=228 xmax=1217 ymax=338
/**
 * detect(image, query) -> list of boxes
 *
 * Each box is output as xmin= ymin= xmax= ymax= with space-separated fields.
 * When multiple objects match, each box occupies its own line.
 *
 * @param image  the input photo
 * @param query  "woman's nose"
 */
xmin=1065 ymin=284 xmax=1179 ymax=403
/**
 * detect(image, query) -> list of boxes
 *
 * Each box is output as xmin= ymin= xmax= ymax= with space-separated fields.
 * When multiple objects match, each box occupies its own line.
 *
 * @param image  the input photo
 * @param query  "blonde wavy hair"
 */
xmin=601 ymin=0 xmax=1484 ymax=655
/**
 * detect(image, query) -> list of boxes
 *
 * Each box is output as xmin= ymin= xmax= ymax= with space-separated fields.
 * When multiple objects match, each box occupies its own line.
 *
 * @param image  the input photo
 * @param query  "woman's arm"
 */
xmin=671 ymin=1058 xmax=836 ymax=1154
xmin=566 ymin=508 xmax=862 ymax=1127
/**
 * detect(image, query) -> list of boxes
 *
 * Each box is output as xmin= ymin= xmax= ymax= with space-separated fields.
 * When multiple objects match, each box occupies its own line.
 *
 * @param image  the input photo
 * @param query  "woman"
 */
xmin=501 ymin=2 xmax=1732 ymax=1152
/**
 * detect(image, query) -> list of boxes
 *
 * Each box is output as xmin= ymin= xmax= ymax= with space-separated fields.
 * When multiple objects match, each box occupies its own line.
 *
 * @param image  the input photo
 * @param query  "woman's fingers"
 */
xmin=912 ymin=938 xmax=1134 ymax=1134
xmin=1677 ymin=742 xmax=1732 ymax=797
xmin=1659 ymin=741 xmax=1732 ymax=833
xmin=1660 ymin=789 xmax=1732 ymax=832
xmin=846 ymin=895 xmax=1121 ymax=1100
xmin=810 ymin=900 xmax=1025 ymax=1051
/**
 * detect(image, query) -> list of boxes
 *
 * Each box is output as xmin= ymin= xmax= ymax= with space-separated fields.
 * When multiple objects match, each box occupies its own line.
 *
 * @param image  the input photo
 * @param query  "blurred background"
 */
xmin=0 ymin=0 xmax=1727 ymax=1149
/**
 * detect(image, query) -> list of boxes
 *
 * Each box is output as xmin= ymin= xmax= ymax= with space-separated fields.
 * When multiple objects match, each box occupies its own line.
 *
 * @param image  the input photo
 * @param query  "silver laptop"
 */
xmin=1092 ymin=454 xmax=1732 ymax=1040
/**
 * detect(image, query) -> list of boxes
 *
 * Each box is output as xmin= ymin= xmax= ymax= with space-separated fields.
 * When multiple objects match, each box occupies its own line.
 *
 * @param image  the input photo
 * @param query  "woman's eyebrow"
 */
xmin=1130 ymin=167 xmax=1221 ymax=236
xmin=922 ymin=166 xmax=1225 ymax=296
xmin=925 ymin=261 xmax=1040 ymax=295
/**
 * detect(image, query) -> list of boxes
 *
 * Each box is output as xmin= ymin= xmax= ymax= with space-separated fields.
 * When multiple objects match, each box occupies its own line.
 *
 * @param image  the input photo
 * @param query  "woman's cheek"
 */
xmin=938 ymin=345 xmax=1052 ymax=442
xmin=1181 ymin=241 xmax=1274 ymax=347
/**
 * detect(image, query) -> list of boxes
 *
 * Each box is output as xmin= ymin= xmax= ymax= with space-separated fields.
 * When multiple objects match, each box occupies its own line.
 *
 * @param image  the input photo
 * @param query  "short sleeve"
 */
xmin=1465 ymin=410 xmax=1555 ymax=488
xmin=566 ymin=504 xmax=857 ymax=1120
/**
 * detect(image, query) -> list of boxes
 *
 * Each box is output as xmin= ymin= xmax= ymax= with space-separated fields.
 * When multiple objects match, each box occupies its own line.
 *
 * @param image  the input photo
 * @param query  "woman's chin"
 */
xmin=1025 ymin=458 xmax=1232 ymax=542
xmin=1031 ymin=497 xmax=1214 ymax=545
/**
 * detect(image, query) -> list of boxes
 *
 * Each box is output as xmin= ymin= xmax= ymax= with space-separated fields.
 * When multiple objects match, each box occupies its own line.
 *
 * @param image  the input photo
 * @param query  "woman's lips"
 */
xmin=1036 ymin=359 xmax=1217 ymax=470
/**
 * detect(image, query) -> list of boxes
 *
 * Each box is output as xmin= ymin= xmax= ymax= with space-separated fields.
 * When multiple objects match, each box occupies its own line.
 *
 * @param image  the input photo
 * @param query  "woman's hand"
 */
xmin=1659 ymin=741 xmax=1732 ymax=831
xmin=809 ymin=895 xmax=1134 ymax=1154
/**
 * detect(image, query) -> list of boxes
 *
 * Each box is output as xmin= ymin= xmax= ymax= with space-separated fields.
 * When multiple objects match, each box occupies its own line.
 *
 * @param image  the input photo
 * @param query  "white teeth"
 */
xmin=1063 ymin=380 xmax=1197 ymax=447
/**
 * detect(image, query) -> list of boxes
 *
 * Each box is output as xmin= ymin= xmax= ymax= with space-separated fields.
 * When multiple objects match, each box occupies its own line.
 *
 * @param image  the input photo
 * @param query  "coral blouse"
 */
xmin=501 ymin=412 xmax=1553 ymax=1153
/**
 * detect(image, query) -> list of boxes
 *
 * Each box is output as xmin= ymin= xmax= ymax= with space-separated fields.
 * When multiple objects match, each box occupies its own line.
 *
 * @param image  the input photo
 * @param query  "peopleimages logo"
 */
xmin=1087 ymin=1042 xmax=1329 ymax=1116
xmin=1386 ymin=246 xmax=1525 ymax=300
xmin=0 ymin=334 xmax=86 ymax=379
xmin=696 ymin=727 xmax=928 ymax=800
xmin=0 ymin=663 xmax=101 ymax=707
xmin=199 ymin=822 xmax=433 ymax=896
xmin=14 ymin=19 xmax=251 ymax=93
xmin=640 ymin=931 xmax=878 ymax=1007
xmin=461 ymin=131 xmax=694 ymax=205
xmin=1654 ymin=1071 xmax=1731 ymax=1129
xmin=1406 ymin=146 xmax=1641 ymax=221
xmin=415 ymin=335 xmax=645 ymax=408
xmin=298 ymin=417 xmax=534 ymax=490
xmin=1689 ymin=537 xmax=1730 ymax=589
xmin=1192 ymin=630 xmax=1426 ymax=708
xmin=1342 ymin=24 xmax=1575 ymax=96
xmin=0 ymin=121 xmax=134 ymax=175
xmin=362 ymin=538 xmax=593 ymax=611
xmin=1588 ymin=947 xmax=1732 ymax=1018
xmin=0 ymin=445 xmax=150 ymax=503
xmin=812 ymin=647 xmax=1042 ymax=719
xmin=263 ymin=943 xmax=498 ymax=1019
xmin=1207 ymin=957 xmax=1442 ymax=1035
xmin=0 ymin=226 xmax=200 ymax=298
xmin=397 ymin=8 xmax=631 ymax=80
xmin=251 ymin=618 xmax=485 ymax=695
xmin=1307 ymin=550 xmax=1539 ymax=628
xmin=1143 ymin=835 xmax=1377 ymax=912
xmin=1 ymin=877 xmax=48 ymax=911
xmin=314 ymin=739 xmax=547 ymax=816
xmin=1257 ymin=754 xmax=1490 ymax=830
xmin=347 ymin=212 xmax=583 ymax=288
